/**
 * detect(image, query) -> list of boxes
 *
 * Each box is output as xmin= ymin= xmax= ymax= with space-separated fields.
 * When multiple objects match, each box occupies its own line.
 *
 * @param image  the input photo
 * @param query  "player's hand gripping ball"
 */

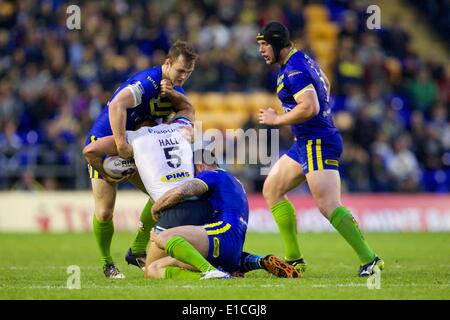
xmin=103 ymin=155 xmax=137 ymax=179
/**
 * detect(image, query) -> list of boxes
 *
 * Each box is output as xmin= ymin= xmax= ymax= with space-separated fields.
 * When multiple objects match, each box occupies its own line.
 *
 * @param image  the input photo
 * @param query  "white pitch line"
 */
xmin=1 ymin=283 xmax=449 ymax=290
xmin=0 ymin=284 xmax=287 ymax=290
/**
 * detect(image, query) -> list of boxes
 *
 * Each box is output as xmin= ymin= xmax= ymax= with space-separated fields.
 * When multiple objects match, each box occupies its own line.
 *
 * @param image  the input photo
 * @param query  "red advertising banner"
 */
xmin=248 ymin=194 xmax=450 ymax=232
xmin=0 ymin=192 xmax=449 ymax=232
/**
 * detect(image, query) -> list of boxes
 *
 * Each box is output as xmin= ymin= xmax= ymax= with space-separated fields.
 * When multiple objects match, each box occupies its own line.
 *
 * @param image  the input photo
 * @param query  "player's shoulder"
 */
xmin=284 ymin=50 xmax=307 ymax=77
xmin=197 ymin=169 xmax=224 ymax=179
xmin=286 ymin=50 xmax=306 ymax=67
xmin=215 ymin=168 xmax=234 ymax=182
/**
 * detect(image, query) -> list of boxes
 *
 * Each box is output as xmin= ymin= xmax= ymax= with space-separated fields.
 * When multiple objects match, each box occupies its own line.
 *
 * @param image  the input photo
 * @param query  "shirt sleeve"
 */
xmin=173 ymin=86 xmax=186 ymax=95
xmin=126 ymin=76 xmax=159 ymax=107
xmin=285 ymin=68 xmax=315 ymax=100
xmin=194 ymin=171 xmax=218 ymax=191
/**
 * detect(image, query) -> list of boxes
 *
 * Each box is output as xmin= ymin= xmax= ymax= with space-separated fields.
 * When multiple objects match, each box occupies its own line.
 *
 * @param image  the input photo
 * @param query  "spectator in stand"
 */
xmin=0 ymin=0 xmax=448 ymax=193
xmin=386 ymin=134 xmax=420 ymax=192
xmin=408 ymin=67 xmax=438 ymax=113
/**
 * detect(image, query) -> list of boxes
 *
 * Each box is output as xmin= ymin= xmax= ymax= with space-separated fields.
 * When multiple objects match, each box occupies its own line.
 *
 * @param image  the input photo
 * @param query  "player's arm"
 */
xmin=108 ymin=88 xmax=137 ymax=159
xmin=151 ymin=179 xmax=207 ymax=221
xmin=259 ymin=88 xmax=320 ymax=126
xmin=160 ymin=80 xmax=195 ymax=120
xmin=82 ymin=136 xmax=125 ymax=183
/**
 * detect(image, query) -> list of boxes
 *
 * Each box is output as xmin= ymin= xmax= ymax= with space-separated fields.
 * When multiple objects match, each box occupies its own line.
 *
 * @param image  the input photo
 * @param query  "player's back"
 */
xmin=127 ymin=122 xmax=194 ymax=201
xmin=277 ymin=49 xmax=338 ymax=139
xmin=195 ymin=169 xmax=249 ymax=226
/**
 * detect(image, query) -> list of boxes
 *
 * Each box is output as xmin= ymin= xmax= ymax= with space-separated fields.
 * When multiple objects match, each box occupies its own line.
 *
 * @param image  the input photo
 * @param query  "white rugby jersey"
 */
xmin=126 ymin=122 xmax=194 ymax=201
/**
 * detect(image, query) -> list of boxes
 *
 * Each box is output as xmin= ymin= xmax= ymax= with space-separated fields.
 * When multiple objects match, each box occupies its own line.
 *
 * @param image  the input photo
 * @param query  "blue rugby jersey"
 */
xmin=87 ymin=65 xmax=185 ymax=140
xmin=195 ymin=169 xmax=249 ymax=227
xmin=276 ymin=48 xmax=338 ymax=139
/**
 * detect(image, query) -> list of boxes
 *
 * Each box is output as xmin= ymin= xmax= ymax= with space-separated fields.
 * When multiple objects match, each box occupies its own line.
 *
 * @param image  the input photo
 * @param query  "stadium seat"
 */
xmin=201 ymin=93 xmax=226 ymax=111
xmin=247 ymin=92 xmax=272 ymax=113
xmin=186 ymin=92 xmax=202 ymax=111
xmin=306 ymin=22 xmax=339 ymax=42
xmin=304 ymin=4 xmax=330 ymax=22
xmin=224 ymin=93 xmax=250 ymax=111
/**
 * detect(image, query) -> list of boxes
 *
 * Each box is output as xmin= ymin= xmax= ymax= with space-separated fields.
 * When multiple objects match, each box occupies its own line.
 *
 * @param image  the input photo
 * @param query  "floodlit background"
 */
xmin=0 ymin=0 xmax=449 ymax=301
xmin=0 ymin=0 xmax=448 ymax=193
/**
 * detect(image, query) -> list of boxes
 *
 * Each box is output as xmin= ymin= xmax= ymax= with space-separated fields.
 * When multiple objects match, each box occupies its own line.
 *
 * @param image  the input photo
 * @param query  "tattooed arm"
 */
xmin=151 ymin=179 xmax=208 ymax=221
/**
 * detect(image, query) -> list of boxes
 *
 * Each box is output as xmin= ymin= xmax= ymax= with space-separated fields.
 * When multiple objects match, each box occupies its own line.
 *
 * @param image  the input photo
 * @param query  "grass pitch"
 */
xmin=0 ymin=232 xmax=449 ymax=300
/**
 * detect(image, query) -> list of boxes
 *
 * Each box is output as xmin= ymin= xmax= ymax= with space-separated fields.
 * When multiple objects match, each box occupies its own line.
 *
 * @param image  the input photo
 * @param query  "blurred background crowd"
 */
xmin=0 ymin=0 xmax=449 ymax=193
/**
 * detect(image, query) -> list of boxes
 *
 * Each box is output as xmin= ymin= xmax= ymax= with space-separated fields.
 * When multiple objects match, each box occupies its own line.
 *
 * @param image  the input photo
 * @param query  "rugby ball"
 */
xmin=103 ymin=155 xmax=137 ymax=179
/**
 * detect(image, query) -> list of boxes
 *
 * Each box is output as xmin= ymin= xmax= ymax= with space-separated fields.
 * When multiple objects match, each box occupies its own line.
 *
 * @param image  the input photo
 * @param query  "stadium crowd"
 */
xmin=0 ymin=0 xmax=449 ymax=192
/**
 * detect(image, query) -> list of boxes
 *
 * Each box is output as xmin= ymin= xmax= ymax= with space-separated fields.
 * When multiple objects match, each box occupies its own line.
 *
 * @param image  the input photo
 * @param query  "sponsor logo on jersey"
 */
xmin=146 ymin=76 xmax=158 ymax=90
xmin=322 ymin=109 xmax=331 ymax=117
xmin=152 ymin=128 xmax=177 ymax=134
xmin=324 ymin=159 xmax=339 ymax=166
xmin=288 ymin=70 xmax=302 ymax=77
xmin=160 ymin=170 xmax=191 ymax=182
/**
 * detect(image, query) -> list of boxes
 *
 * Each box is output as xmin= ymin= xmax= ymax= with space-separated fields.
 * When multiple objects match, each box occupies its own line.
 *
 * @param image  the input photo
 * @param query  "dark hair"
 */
xmin=193 ymin=149 xmax=218 ymax=166
xmin=167 ymin=41 xmax=198 ymax=67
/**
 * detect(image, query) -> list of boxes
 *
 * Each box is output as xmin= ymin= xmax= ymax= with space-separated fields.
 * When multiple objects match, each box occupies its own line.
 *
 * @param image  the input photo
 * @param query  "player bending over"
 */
xmin=84 ymin=41 xmax=197 ymax=278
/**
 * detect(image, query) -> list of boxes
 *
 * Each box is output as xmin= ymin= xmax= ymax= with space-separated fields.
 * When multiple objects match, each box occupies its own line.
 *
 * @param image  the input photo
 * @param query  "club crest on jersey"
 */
xmin=161 ymin=170 xmax=191 ymax=182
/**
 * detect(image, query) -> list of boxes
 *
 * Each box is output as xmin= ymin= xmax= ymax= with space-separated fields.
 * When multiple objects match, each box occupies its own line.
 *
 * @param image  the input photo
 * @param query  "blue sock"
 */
xmin=240 ymin=252 xmax=263 ymax=272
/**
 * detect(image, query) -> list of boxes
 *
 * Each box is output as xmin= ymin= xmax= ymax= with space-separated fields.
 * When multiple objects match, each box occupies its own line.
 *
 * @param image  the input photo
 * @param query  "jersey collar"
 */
xmin=282 ymin=48 xmax=298 ymax=65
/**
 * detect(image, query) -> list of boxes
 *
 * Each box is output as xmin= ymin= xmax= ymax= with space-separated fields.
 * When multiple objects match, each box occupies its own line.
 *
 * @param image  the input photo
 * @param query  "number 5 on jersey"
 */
xmin=164 ymin=146 xmax=181 ymax=168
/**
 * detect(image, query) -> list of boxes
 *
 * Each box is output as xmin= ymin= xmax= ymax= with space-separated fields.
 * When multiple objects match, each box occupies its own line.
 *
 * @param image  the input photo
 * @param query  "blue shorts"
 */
xmin=203 ymin=220 xmax=246 ymax=273
xmin=286 ymin=133 xmax=343 ymax=174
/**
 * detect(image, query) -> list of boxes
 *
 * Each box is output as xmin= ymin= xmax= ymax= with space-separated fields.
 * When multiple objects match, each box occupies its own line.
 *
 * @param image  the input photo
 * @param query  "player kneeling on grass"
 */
xmin=145 ymin=150 xmax=301 ymax=279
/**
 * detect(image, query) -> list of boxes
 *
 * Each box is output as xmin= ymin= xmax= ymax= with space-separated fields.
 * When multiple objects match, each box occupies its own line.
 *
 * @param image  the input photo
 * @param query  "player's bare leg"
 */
xmin=145 ymin=256 xmax=196 ymax=279
xmin=263 ymin=155 xmax=305 ymax=207
xmin=306 ymin=170 xmax=383 ymax=275
xmin=305 ymin=170 xmax=342 ymax=219
xmin=262 ymin=155 xmax=306 ymax=264
xmin=92 ymin=178 xmax=117 ymax=222
xmin=145 ymin=240 xmax=168 ymax=268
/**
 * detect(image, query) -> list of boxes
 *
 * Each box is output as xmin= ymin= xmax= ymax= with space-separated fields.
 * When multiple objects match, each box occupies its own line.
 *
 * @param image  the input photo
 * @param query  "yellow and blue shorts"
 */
xmin=286 ymin=132 xmax=343 ymax=174
xmin=202 ymin=220 xmax=246 ymax=273
xmin=85 ymin=135 xmax=103 ymax=179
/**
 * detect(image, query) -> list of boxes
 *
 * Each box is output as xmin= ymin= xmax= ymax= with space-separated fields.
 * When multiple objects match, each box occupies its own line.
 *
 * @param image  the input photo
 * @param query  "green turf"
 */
xmin=0 ymin=232 xmax=448 ymax=300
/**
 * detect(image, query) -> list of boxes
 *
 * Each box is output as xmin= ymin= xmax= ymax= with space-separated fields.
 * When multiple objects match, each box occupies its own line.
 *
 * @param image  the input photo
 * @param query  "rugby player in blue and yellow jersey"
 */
xmin=257 ymin=22 xmax=383 ymax=277
xmin=85 ymin=41 xmax=198 ymax=278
